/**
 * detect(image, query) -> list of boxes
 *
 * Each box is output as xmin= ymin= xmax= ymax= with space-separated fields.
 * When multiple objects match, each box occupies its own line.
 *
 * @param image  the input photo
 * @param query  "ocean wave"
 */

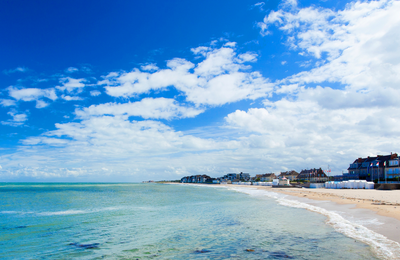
xmin=0 ymin=210 xmax=34 ymax=215
xmin=228 ymin=186 xmax=400 ymax=260
xmin=36 ymin=210 xmax=88 ymax=216
xmin=1 ymin=207 xmax=122 ymax=217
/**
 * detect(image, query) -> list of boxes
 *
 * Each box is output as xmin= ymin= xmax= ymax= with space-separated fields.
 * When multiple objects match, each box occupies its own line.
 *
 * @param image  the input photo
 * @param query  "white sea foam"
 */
xmin=0 ymin=210 xmax=34 ymax=215
xmin=0 ymin=211 xmax=19 ymax=214
xmin=37 ymin=210 xmax=88 ymax=216
xmin=1 ymin=207 xmax=122 ymax=217
xmin=37 ymin=206 xmax=123 ymax=216
xmin=227 ymin=186 xmax=400 ymax=260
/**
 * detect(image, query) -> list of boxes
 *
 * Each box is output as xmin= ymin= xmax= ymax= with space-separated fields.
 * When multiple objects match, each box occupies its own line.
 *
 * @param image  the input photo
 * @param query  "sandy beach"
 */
xmin=260 ymin=186 xmax=400 ymax=221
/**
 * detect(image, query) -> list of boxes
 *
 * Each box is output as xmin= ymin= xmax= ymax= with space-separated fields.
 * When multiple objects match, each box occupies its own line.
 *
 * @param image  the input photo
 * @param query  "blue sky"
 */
xmin=1 ymin=0 xmax=400 ymax=182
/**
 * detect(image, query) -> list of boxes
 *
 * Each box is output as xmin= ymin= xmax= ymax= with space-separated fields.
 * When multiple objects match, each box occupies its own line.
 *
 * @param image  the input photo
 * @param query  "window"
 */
xmin=389 ymin=160 xmax=399 ymax=166
xmin=362 ymin=162 xmax=370 ymax=167
xmin=386 ymin=168 xmax=399 ymax=175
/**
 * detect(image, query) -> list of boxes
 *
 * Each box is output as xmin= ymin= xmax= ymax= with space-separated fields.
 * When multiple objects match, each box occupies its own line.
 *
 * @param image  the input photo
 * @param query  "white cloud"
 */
xmin=56 ymin=77 xmax=86 ymax=93
xmin=90 ymin=90 xmax=101 ymax=96
xmin=237 ymin=53 xmax=258 ymax=63
xmin=100 ymin=45 xmax=273 ymax=106
xmin=4 ymin=0 xmax=400 ymax=181
xmin=65 ymin=67 xmax=79 ymax=73
xmin=3 ymin=67 xmax=28 ymax=74
xmin=20 ymin=116 xmax=229 ymax=159
xmin=141 ymin=64 xmax=159 ymax=71
xmin=0 ymin=113 xmax=248 ymax=179
xmin=8 ymin=87 xmax=57 ymax=101
xmin=253 ymin=2 xmax=265 ymax=11
xmin=216 ymin=0 xmax=400 ymax=174
xmin=7 ymin=86 xmax=57 ymax=108
xmin=261 ymin=0 xmax=400 ymax=95
xmin=75 ymin=98 xmax=204 ymax=120
xmin=225 ymin=98 xmax=400 ymax=173
xmin=23 ymin=137 xmax=69 ymax=146
xmin=1 ymin=110 xmax=28 ymax=126
xmin=0 ymin=99 xmax=17 ymax=107
xmin=223 ymin=42 xmax=237 ymax=48
xmin=35 ymin=100 xmax=49 ymax=108
xmin=61 ymin=95 xmax=83 ymax=101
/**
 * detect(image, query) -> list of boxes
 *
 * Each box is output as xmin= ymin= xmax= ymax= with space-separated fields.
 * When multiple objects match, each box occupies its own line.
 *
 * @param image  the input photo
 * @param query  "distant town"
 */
xmin=149 ymin=153 xmax=400 ymax=187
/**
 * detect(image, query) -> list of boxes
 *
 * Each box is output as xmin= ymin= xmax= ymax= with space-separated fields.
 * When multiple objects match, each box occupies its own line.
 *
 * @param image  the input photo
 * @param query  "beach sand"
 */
xmin=225 ymin=184 xmax=400 ymax=244
xmin=263 ymin=187 xmax=400 ymax=221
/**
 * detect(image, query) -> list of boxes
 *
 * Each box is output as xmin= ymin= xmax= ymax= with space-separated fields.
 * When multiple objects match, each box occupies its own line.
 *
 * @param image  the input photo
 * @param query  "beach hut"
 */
xmin=366 ymin=182 xmax=375 ymax=189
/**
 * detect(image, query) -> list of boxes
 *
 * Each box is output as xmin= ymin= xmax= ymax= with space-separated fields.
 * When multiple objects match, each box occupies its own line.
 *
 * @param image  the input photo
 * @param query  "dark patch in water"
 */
xmin=2 ymin=225 xmax=28 ymax=230
xmin=269 ymin=251 xmax=294 ymax=258
xmin=69 ymin=242 xmax=100 ymax=249
xmin=16 ymin=225 xmax=27 ymax=229
xmin=194 ymin=249 xmax=211 ymax=253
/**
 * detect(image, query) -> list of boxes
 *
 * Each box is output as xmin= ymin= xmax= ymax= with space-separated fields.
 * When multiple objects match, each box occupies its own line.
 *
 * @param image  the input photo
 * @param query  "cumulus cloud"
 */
xmin=56 ymin=77 xmax=86 ymax=93
xmin=8 ymin=87 xmax=57 ymax=101
xmin=141 ymin=64 xmax=159 ymax=71
xmin=0 ymin=113 xmax=256 ymax=180
xmin=219 ymin=0 xmax=400 ymax=173
xmin=0 ymin=99 xmax=17 ymax=107
xmin=75 ymin=98 xmax=204 ymax=120
xmin=1 ymin=110 xmax=28 ymax=126
xmin=24 ymin=116 xmax=221 ymax=152
xmin=7 ymin=86 xmax=57 ymax=108
xmin=35 ymin=100 xmax=49 ymax=108
xmin=65 ymin=67 xmax=79 ymax=73
xmin=225 ymin=98 xmax=400 ymax=173
xmin=261 ymin=0 xmax=400 ymax=96
xmin=61 ymin=95 xmax=83 ymax=101
xmin=90 ymin=90 xmax=101 ymax=96
xmin=100 ymin=45 xmax=274 ymax=106
xmin=4 ymin=0 xmax=399 ymax=180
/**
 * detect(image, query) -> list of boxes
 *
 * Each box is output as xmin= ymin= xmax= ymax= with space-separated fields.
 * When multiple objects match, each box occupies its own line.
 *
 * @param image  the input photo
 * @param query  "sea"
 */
xmin=0 ymin=183 xmax=399 ymax=259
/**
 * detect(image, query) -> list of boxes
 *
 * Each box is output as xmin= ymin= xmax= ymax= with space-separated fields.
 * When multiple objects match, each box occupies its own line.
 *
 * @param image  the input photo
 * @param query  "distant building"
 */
xmin=238 ymin=172 xmax=251 ymax=181
xmin=257 ymin=173 xmax=276 ymax=182
xmin=181 ymin=175 xmax=211 ymax=183
xmin=222 ymin=173 xmax=239 ymax=182
xmin=278 ymin=171 xmax=299 ymax=181
xmin=279 ymin=178 xmax=290 ymax=186
xmin=297 ymin=168 xmax=328 ymax=182
xmin=385 ymin=155 xmax=400 ymax=181
xmin=347 ymin=153 xmax=399 ymax=181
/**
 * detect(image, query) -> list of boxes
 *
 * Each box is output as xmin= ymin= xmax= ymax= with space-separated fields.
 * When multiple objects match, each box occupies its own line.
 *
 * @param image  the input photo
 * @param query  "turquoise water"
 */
xmin=0 ymin=183 xmax=378 ymax=259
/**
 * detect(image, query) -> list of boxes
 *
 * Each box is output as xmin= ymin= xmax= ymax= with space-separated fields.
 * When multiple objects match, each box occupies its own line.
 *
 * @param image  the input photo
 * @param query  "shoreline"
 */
xmin=257 ymin=186 xmax=400 ymax=221
xmin=165 ymin=182 xmax=400 ymax=258
xmin=224 ymin=184 xmax=400 ymax=245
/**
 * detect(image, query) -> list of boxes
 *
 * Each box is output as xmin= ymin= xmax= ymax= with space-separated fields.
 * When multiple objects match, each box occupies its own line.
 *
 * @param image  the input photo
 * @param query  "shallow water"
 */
xmin=0 ymin=183 xmax=383 ymax=259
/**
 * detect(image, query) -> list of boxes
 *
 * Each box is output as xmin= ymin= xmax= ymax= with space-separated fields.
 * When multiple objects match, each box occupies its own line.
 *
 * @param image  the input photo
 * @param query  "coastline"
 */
xmin=166 ymin=182 xmax=400 ymax=258
xmin=224 ymin=184 xmax=400 ymax=244
xmin=264 ymin=186 xmax=400 ymax=221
